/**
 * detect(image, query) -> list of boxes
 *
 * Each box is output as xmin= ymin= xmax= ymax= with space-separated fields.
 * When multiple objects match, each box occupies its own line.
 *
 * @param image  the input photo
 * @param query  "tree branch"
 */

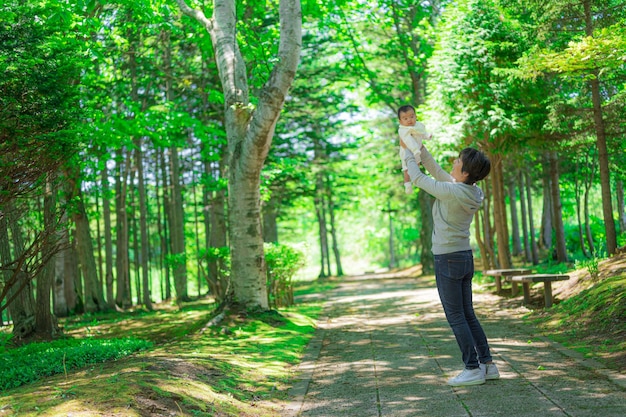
xmin=175 ymin=0 xmax=213 ymax=29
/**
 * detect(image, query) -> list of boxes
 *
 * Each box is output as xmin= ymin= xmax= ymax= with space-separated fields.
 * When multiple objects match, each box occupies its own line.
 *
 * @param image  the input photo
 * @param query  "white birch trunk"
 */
xmin=176 ymin=0 xmax=301 ymax=309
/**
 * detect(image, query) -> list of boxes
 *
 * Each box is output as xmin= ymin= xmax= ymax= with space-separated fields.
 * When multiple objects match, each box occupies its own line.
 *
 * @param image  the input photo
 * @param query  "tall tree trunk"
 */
xmin=35 ymin=180 xmax=58 ymax=338
xmin=169 ymin=146 xmax=189 ymax=302
xmin=205 ymin=153 xmax=229 ymax=303
xmin=418 ymin=191 xmax=435 ymax=274
xmin=327 ymin=181 xmax=343 ymax=276
xmin=314 ymin=182 xmax=329 ymax=278
xmin=508 ymin=175 xmax=522 ymax=256
xmin=115 ymin=150 xmax=132 ymax=308
xmin=0 ymin=215 xmax=15 ymax=317
xmin=583 ymin=177 xmax=596 ymax=255
xmin=481 ymin=175 xmax=496 ymax=269
xmin=617 ymin=180 xmax=626 ymax=234
xmin=129 ymin=168 xmax=141 ymax=306
xmin=1 ymin=212 xmax=34 ymax=336
xmin=66 ymin=242 xmax=80 ymax=313
xmin=489 ymin=152 xmax=511 ymax=269
xmin=2 ymin=204 xmax=36 ymax=338
xmin=177 ymin=0 xmax=301 ymax=310
xmin=518 ymin=172 xmax=531 ymax=262
xmin=583 ymin=0 xmax=617 ymax=255
xmin=387 ymin=201 xmax=397 ymax=269
xmin=474 ymin=211 xmax=489 ymax=270
xmin=53 ymin=230 xmax=69 ymax=317
xmin=161 ymin=28 xmax=188 ymax=303
xmin=540 ymin=157 xmax=553 ymax=251
xmin=525 ymin=171 xmax=539 ymax=265
xmin=94 ymin=185 xmax=104 ymax=295
xmin=135 ymin=139 xmax=153 ymax=310
xmin=158 ymin=148 xmax=172 ymax=301
xmin=573 ymin=161 xmax=590 ymax=258
xmin=67 ymin=169 xmax=107 ymax=313
xmin=102 ymin=165 xmax=115 ymax=309
xmin=229 ymin=166 xmax=270 ymax=305
xmin=191 ymin=162 xmax=203 ymax=297
xmin=548 ymin=151 xmax=568 ymax=262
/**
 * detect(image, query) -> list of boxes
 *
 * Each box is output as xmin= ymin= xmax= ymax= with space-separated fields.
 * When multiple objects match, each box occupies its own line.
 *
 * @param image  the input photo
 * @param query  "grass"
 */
xmin=0 ymin=337 xmax=152 ymax=391
xmin=0 ymin=279 xmax=330 ymax=416
xmin=526 ymin=273 xmax=626 ymax=371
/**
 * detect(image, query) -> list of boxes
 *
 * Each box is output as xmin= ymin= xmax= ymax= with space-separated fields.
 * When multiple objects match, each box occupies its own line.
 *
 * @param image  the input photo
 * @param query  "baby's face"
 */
xmin=399 ymin=109 xmax=416 ymax=127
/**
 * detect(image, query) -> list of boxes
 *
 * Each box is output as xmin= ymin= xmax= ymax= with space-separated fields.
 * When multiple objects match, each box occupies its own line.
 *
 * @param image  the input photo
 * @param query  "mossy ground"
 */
xmin=1 ymin=258 xmax=625 ymax=416
xmin=0 ymin=282 xmax=326 ymax=416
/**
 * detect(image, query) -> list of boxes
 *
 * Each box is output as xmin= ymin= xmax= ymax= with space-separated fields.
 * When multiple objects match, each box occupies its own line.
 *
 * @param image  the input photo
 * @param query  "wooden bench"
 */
xmin=507 ymin=274 xmax=570 ymax=308
xmin=483 ymin=268 xmax=532 ymax=295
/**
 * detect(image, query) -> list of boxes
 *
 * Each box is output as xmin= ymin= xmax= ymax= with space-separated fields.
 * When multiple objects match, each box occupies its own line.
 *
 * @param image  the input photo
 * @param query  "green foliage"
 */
xmin=517 ymin=29 xmax=626 ymax=78
xmin=0 ymin=0 xmax=83 ymax=203
xmin=0 ymin=337 xmax=152 ymax=392
xmin=265 ymin=243 xmax=306 ymax=309
xmin=575 ymin=256 xmax=600 ymax=279
xmin=428 ymin=0 xmax=524 ymax=148
xmin=0 ymin=332 xmax=13 ymax=353
xmin=198 ymin=244 xmax=305 ymax=308
xmin=204 ymin=246 xmax=231 ymax=263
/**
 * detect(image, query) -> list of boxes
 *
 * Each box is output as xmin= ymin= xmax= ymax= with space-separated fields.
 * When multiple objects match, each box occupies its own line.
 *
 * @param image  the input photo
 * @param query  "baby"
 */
xmin=397 ymin=104 xmax=432 ymax=194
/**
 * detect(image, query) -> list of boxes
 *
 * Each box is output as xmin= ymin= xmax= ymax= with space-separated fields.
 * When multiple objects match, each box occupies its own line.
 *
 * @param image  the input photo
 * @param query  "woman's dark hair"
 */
xmin=397 ymin=104 xmax=415 ymax=118
xmin=459 ymin=148 xmax=491 ymax=184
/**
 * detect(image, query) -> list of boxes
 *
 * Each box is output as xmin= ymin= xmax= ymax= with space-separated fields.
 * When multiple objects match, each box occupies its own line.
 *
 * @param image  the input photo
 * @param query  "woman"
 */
xmin=403 ymin=143 xmax=499 ymax=387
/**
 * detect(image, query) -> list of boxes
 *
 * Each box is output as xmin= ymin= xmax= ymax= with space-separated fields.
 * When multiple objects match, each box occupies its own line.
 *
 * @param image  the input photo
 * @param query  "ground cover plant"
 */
xmin=526 ymin=257 xmax=626 ymax=373
xmin=2 ymin=258 xmax=625 ymax=415
xmin=0 ymin=337 xmax=152 ymax=391
xmin=0 ymin=281 xmax=326 ymax=416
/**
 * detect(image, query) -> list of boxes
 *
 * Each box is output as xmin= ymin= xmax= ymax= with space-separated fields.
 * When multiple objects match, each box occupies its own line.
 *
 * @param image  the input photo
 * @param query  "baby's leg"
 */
xmin=414 ymin=139 xmax=422 ymax=164
xmin=403 ymin=170 xmax=413 ymax=194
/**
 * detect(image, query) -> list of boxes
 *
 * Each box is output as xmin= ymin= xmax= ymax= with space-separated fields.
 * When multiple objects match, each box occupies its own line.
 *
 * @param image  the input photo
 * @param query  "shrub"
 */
xmin=200 ymin=243 xmax=305 ymax=309
xmin=265 ymin=243 xmax=305 ymax=309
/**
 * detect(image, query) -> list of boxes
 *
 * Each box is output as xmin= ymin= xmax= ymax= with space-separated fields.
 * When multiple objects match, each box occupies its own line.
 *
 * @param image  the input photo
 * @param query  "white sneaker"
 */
xmin=479 ymin=363 xmax=500 ymax=380
xmin=447 ymin=368 xmax=486 ymax=386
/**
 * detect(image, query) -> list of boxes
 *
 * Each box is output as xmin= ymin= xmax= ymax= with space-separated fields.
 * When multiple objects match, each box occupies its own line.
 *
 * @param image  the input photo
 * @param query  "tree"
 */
xmin=427 ymin=0 xmax=527 ymax=268
xmin=514 ymin=0 xmax=626 ymax=255
xmin=176 ymin=0 xmax=302 ymax=309
xmin=0 ymin=0 xmax=83 ymax=338
xmin=319 ymin=0 xmax=442 ymax=273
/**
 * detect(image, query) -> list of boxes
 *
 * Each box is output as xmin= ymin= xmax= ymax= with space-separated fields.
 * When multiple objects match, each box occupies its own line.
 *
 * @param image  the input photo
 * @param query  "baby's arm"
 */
xmin=413 ymin=122 xmax=432 ymax=141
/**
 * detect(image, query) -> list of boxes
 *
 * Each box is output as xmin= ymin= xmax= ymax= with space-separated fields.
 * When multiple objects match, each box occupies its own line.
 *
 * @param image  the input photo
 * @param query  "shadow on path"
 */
xmin=284 ymin=273 xmax=626 ymax=417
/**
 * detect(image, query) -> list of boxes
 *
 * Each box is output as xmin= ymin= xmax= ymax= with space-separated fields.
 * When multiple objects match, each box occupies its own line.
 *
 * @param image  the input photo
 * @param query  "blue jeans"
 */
xmin=434 ymin=250 xmax=492 ymax=369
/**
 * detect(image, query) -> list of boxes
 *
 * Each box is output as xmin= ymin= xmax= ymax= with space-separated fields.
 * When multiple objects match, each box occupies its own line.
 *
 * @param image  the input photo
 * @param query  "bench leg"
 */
xmin=495 ymin=276 xmax=502 ymax=293
xmin=522 ymin=282 xmax=531 ymax=304
xmin=512 ymin=282 xmax=519 ymax=296
xmin=544 ymin=281 xmax=553 ymax=308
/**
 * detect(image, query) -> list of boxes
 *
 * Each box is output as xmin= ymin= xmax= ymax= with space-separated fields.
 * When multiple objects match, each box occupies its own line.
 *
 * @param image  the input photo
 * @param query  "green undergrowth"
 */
xmin=0 ymin=337 xmax=152 ymax=391
xmin=0 ymin=281 xmax=329 ymax=416
xmin=526 ymin=274 xmax=626 ymax=371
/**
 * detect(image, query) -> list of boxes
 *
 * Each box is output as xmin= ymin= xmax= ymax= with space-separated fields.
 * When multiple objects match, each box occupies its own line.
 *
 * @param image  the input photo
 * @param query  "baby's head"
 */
xmin=397 ymin=105 xmax=416 ymax=127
